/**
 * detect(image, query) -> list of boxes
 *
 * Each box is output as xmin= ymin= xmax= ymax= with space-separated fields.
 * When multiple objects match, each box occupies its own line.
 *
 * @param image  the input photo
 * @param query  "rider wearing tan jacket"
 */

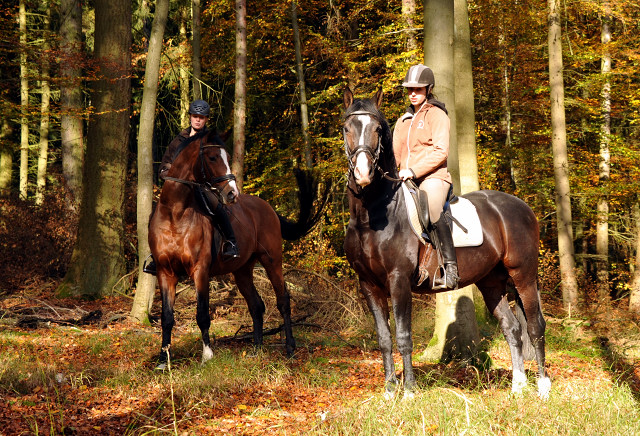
xmin=392 ymin=64 xmax=458 ymax=290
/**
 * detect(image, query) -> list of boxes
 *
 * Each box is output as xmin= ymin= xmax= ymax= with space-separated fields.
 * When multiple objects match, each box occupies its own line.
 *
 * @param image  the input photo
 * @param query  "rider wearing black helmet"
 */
xmin=144 ymin=100 xmax=239 ymax=275
xmin=158 ymin=99 xmax=211 ymax=179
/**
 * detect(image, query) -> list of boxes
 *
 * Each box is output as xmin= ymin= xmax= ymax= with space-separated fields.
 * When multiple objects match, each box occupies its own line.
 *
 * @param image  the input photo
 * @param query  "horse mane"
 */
xmin=344 ymin=96 xmax=397 ymax=178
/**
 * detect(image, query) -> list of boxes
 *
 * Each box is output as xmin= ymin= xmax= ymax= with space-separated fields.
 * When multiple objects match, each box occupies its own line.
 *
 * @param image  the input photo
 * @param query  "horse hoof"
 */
xmin=201 ymin=345 xmax=214 ymax=364
xmin=537 ymin=376 xmax=551 ymax=400
xmin=154 ymin=362 xmax=167 ymax=371
xmin=383 ymin=390 xmax=395 ymax=401
xmin=402 ymin=390 xmax=416 ymax=401
xmin=511 ymin=369 xmax=527 ymax=395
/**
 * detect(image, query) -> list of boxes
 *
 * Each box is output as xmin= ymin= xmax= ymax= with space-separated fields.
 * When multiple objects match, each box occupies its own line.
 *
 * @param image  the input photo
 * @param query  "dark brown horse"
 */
xmin=149 ymin=131 xmax=321 ymax=368
xmin=342 ymin=88 xmax=550 ymax=399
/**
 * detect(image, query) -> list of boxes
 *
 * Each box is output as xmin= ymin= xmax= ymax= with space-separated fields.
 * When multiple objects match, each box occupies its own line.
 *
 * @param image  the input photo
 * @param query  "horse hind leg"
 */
xmin=476 ymin=274 xmax=528 ymax=395
xmin=511 ymin=277 xmax=551 ymax=399
xmin=260 ymin=256 xmax=296 ymax=356
xmin=233 ymin=266 xmax=266 ymax=350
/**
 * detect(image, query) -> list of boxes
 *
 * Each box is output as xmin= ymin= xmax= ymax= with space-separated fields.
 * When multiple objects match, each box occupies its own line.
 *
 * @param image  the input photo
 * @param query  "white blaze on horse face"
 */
xmin=353 ymin=114 xmax=373 ymax=187
xmin=220 ymin=148 xmax=240 ymax=197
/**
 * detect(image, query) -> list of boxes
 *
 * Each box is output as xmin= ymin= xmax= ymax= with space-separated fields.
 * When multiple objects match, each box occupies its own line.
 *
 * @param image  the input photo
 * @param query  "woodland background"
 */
xmin=2 ymin=0 xmax=640 ymax=434
xmin=1 ymin=0 xmax=640 ymax=315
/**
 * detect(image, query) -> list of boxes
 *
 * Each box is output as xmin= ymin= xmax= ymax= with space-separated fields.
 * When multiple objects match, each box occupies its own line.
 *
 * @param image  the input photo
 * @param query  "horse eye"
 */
xmin=208 ymin=154 xmax=218 ymax=162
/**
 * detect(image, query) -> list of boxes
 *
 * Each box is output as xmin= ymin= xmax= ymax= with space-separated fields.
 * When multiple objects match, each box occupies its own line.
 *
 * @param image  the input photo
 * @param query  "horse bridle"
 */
xmin=343 ymin=110 xmax=383 ymax=176
xmin=343 ymin=110 xmax=402 ymax=184
xmin=163 ymin=138 xmax=237 ymax=205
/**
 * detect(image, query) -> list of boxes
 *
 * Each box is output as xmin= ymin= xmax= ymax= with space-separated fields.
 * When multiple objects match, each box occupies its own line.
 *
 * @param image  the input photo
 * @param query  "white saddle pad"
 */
xmin=401 ymin=184 xmax=483 ymax=247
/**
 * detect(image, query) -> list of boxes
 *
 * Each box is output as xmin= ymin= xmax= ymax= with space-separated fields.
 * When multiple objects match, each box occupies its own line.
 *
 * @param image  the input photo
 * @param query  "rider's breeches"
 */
xmin=419 ymin=178 xmax=450 ymax=222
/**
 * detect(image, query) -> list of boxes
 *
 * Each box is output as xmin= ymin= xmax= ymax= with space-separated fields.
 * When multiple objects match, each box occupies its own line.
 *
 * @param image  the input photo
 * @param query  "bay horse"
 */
xmin=342 ymin=88 xmax=550 ymax=399
xmin=149 ymin=130 xmax=321 ymax=368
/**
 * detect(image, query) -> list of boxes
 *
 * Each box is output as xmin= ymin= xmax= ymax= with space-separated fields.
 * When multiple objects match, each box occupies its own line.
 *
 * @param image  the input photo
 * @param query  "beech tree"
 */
xmin=232 ymin=0 xmax=247 ymax=190
xmin=58 ymin=0 xmax=132 ymax=298
xmin=131 ymin=0 xmax=170 ymax=322
xmin=548 ymin=0 xmax=579 ymax=313
xmin=59 ymin=0 xmax=84 ymax=207
xmin=420 ymin=0 xmax=481 ymax=363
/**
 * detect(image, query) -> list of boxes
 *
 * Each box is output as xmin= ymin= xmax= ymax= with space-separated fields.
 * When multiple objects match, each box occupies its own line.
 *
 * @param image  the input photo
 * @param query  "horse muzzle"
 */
xmin=353 ymin=152 xmax=373 ymax=187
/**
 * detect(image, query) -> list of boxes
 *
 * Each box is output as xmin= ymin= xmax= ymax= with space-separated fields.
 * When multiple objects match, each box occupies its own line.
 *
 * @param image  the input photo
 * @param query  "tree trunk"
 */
xmin=60 ymin=0 xmax=84 ymax=208
xmin=19 ymin=0 xmax=29 ymax=200
xmin=35 ymin=2 xmax=51 ymax=207
xmin=232 ymin=0 xmax=247 ymax=190
xmin=57 ymin=0 xmax=132 ymax=298
xmin=179 ymin=4 xmax=190 ymax=128
xmin=131 ymin=0 xmax=170 ymax=323
xmin=454 ymin=0 xmax=487 ymax=326
xmin=401 ymin=0 xmax=418 ymax=55
xmin=454 ymin=0 xmax=479 ymax=195
xmin=291 ymin=0 xmax=312 ymax=168
xmin=630 ymin=200 xmax=640 ymax=313
xmin=0 ymin=109 xmax=12 ymax=196
xmin=192 ymin=0 xmax=203 ymax=100
xmin=420 ymin=0 xmax=479 ymax=363
xmin=548 ymin=0 xmax=578 ymax=313
xmin=596 ymin=1 xmax=611 ymax=303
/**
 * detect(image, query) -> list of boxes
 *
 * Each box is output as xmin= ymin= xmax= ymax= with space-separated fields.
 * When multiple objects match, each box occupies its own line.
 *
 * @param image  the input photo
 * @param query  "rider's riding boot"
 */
xmin=143 ymin=256 xmax=157 ymax=275
xmin=418 ymin=190 xmax=430 ymax=239
xmin=432 ymin=218 xmax=459 ymax=290
xmin=215 ymin=204 xmax=240 ymax=261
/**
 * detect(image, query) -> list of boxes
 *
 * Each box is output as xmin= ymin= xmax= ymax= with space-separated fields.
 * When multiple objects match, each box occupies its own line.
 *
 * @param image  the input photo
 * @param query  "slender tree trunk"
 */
xmin=192 ymin=0 xmax=203 ymax=99
xmin=179 ymin=4 xmax=190 ymax=128
xmin=0 ymin=110 xmax=12 ymax=196
xmin=596 ymin=1 xmax=611 ymax=303
xmin=420 ymin=0 xmax=479 ymax=363
xmin=630 ymin=200 xmax=640 ymax=313
xmin=58 ymin=0 xmax=132 ymax=298
xmin=291 ymin=0 xmax=312 ymax=168
xmin=401 ymin=0 xmax=418 ymax=55
xmin=60 ymin=0 xmax=84 ymax=208
xmin=35 ymin=2 xmax=51 ymax=207
xmin=498 ymin=14 xmax=517 ymax=190
xmin=131 ymin=0 xmax=170 ymax=323
xmin=548 ymin=0 xmax=578 ymax=313
xmin=19 ymin=0 xmax=29 ymax=200
xmin=232 ymin=0 xmax=247 ymax=190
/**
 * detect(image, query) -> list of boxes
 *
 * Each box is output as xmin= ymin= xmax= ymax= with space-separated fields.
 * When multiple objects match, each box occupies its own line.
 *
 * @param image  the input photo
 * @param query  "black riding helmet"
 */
xmin=189 ymin=99 xmax=210 ymax=116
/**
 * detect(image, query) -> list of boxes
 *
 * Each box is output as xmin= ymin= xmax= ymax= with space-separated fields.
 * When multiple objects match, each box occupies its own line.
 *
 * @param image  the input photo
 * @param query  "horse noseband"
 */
xmin=205 ymin=174 xmax=237 ymax=205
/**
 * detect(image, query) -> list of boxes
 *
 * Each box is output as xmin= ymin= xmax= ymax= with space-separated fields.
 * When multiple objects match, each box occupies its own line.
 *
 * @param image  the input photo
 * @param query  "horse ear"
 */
xmin=220 ymin=128 xmax=232 ymax=143
xmin=343 ymin=87 xmax=354 ymax=109
xmin=374 ymin=88 xmax=383 ymax=108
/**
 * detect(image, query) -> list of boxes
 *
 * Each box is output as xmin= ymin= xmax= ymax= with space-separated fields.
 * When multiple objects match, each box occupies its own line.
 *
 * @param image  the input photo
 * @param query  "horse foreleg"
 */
xmin=360 ymin=281 xmax=397 ymax=397
xmin=390 ymin=276 xmax=415 ymax=396
xmin=194 ymin=267 xmax=213 ymax=364
xmin=233 ymin=267 xmax=266 ymax=349
xmin=157 ymin=273 xmax=178 ymax=370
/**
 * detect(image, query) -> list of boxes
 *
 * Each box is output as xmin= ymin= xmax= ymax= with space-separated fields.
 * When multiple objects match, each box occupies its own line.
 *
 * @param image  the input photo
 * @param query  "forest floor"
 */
xmin=2 ymin=286 xmax=640 ymax=435
xmin=2 ymin=196 xmax=640 ymax=434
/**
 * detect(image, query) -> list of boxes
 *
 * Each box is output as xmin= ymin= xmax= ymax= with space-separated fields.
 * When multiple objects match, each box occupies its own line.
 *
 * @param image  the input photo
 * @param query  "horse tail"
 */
xmin=278 ymin=169 xmax=330 ymax=240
